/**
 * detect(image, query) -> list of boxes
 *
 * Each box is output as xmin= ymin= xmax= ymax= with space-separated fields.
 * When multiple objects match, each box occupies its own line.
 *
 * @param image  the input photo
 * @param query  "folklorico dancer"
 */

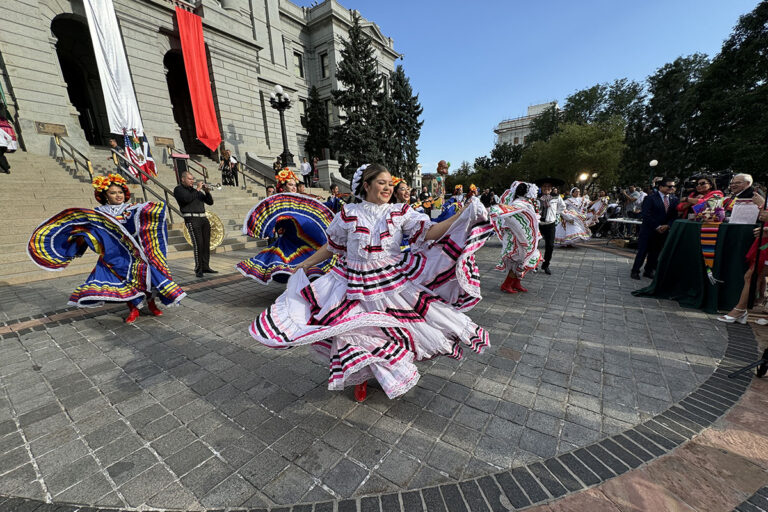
xmin=555 ymin=187 xmax=591 ymax=247
xmin=534 ymin=177 xmax=566 ymax=275
xmin=173 ymin=170 xmax=216 ymax=278
xmin=250 ymin=164 xmax=494 ymax=402
xmin=586 ymin=191 xmax=610 ymax=226
xmin=435 ymin=184 xmax=478 ymax=222
xmin=236 ymin=191 xmax=337 ymax=284
xmin=276 ymin=168 xmax=299 ymax=193
xmin=490 ymin=181 xmax=542 ymax=293
xmin=324 ymin=183 xmax=346 ymax=214
xmin=28 ymin=174 xmax=186 ymax=323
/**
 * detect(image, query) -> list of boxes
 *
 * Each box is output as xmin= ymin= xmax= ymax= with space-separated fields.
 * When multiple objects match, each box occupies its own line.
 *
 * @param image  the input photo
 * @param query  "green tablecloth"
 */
xmin=632 ymin=220 xmax=755 ymax=313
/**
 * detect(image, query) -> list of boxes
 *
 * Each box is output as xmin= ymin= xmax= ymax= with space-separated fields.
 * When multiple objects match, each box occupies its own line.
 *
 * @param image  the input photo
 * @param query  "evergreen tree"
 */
xmin=331 ymin=13 xmax=382 ymax=178
xmin=382 ymin=66 xmax=423 ymax=183
xmin=303 ymin=85 xmax=330 ymax=161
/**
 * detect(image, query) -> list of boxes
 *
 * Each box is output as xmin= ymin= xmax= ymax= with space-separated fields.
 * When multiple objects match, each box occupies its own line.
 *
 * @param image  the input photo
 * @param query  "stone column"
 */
xmin=316 ymin=159 xmax=340 ymax=190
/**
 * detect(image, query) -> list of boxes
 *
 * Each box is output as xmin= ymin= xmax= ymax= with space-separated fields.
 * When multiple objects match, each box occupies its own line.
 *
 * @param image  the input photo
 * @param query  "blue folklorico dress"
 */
xmin=250 ymin=197 xmax=494 ymax=398
xmin=236 ymin=193 xmax=337 ymax=284
xmin=27 ymin=202 xmax=185 ymax=307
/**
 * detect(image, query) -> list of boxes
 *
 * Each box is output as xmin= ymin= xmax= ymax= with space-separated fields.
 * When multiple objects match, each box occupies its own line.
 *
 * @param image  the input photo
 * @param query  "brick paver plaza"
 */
xmin=0 ymin=241 xmax=760 ymax=511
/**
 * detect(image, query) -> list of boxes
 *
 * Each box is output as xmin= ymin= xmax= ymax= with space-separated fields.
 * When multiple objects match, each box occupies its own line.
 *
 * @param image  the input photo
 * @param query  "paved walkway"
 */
xmin=0 ymin=241 xmax=762 ymax=511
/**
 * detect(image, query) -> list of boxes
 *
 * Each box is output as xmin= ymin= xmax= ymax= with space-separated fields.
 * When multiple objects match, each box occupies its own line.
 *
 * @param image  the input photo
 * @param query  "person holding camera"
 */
xmin=174 ymin=171 xmax=216 ymax=278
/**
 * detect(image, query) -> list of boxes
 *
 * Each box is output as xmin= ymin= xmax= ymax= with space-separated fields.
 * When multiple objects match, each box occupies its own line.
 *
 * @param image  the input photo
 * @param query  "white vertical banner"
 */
xmin=82 ymin=0 xmax=144 ymax=135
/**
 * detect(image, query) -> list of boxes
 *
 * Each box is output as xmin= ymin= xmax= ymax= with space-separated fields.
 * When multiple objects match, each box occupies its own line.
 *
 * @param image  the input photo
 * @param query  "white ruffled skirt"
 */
xmin=250 ymin=202 xmax=494 ymax=398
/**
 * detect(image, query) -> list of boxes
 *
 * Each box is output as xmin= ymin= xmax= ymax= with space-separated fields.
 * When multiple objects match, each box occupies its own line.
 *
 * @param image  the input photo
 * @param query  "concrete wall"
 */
xmin=0 ymin=0 xmax=398 ymax=168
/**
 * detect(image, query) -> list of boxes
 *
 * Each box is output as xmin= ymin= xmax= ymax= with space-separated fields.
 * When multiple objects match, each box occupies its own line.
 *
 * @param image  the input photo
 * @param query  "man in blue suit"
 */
xmin=631 ymin=178 xmax=679 ymax=280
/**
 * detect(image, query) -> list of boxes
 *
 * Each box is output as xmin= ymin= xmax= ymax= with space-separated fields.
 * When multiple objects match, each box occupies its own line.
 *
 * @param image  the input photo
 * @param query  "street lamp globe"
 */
xmin=578 ymin=172 xmax=589 ymax=182
xmin=649 ymin=159 xmax=658 ymax=167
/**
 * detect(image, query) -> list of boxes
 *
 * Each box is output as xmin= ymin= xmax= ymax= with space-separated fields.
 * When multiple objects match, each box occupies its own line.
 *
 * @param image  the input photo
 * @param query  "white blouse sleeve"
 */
xmin=400 ymin=205 xmax=431 ymax=245
xmin=324 ymin=206 xmax=349 ymax=255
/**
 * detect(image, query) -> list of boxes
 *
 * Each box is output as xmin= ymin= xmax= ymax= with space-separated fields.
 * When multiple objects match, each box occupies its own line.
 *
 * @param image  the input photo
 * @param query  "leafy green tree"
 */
xmin=562 ymin=79 xmax=644 ymax=126
xmin=692 ymin=1 xmax=768 ymax=180
xmin=303 ymin=86 xmax=330 ymax=161
xmin=526 ymin=104 xmax=562 ymax=144
xmin=562 ymin=84 xmax=606 ymax=124
xmin=490 ymin=142 xmax=522 ymax=167
xmin=520 ymin=120 xmax=626 ymax=188
xmin=620 ymin=54 xmax=710 ymax=182
xmin=331 ymin=13 xmax=382 ymax=177
xmin=473 ymin=155 xmax=493 ymax=172
xmin=380 ymin=66 xmax=423 ymax=183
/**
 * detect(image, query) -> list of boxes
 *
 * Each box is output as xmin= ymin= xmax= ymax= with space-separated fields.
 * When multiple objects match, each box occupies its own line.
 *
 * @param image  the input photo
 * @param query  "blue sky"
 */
xmin=293 ymin=0 xmax=759 ymax=174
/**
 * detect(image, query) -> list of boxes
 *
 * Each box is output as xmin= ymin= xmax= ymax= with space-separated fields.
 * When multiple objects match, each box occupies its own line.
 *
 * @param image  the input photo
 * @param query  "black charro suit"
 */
xmin=632 ymin=191 xmax=679 ymax=276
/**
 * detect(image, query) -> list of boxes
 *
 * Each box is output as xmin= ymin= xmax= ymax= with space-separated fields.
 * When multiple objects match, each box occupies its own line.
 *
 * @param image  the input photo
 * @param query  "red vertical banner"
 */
xmin=175 ymin=7 xmax=221 ymax=152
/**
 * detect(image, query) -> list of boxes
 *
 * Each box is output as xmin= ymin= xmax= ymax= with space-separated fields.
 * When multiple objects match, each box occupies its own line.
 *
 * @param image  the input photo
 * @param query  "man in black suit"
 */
xmin=631 ymin=177 xmax=679 ymax=280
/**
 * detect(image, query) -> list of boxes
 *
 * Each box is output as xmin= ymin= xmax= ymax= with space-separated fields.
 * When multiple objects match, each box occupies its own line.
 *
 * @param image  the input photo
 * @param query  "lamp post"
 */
xmin=649 ymin=159 xmax=658 ymax=187
xmin=269 ymin=85 xmax=295 ymax=168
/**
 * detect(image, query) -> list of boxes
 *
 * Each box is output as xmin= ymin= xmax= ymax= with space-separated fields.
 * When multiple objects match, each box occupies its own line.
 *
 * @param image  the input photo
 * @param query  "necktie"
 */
xmin=663 ymin=195 xmax=669 ymax=212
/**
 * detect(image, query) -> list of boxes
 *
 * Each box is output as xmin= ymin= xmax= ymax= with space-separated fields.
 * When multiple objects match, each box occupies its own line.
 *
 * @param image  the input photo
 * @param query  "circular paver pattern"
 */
xmin=0 ymin=243 xmax=733 ymax=510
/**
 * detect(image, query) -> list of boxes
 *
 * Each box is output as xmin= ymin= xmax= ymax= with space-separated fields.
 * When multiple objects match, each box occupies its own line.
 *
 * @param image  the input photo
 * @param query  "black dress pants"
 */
xmin=539 ymin=222 xmax=556 ymax=269
xmin=185 ymin=216 xmax=211 ymax=272
xmin=0 ymin=148 xmax=9 ymax=172
xmin=632 ymin=228 xmax=667 ymax=274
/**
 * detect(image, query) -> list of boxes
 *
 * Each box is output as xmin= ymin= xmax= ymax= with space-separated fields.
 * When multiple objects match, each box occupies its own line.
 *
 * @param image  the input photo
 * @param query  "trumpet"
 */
xmin=202 ymin=182 xmax=222 ymax=191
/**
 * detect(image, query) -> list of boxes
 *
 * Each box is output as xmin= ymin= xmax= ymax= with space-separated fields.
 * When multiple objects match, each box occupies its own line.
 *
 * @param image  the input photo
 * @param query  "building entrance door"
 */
xmin=51 ymin=16 xmax=110 ymax=146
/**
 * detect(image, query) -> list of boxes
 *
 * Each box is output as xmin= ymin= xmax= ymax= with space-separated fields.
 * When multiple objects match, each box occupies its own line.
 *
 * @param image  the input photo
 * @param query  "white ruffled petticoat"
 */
xmin=555 ymin=198 xmax=591 ymax=246
xmin=250 ymin=197 xmax=494 ymax=398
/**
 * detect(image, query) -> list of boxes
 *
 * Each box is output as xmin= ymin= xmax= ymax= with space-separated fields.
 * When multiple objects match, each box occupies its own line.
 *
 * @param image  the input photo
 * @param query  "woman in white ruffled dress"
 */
xmin=250 ymin=164 xmax=494 ymax=401
xmin=555 ymin=187 xmax=591 ymax=247
xmin=490 ymin=181 xmax=541 ymax=293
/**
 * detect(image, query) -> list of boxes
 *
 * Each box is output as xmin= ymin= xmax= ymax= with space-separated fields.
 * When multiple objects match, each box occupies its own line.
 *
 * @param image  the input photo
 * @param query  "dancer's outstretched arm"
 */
xmin=295 ymin=245 xmax=333 ymax=271
xmin=425 ymin=210 xmax=462 ymax=240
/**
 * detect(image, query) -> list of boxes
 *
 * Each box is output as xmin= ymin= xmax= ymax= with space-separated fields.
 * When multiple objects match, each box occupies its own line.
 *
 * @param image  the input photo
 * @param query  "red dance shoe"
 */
xmin=146 ymin=299 xmax=163 ymax=317
xmin=511 ymin=278 xmax=528 ymax=292
xmin=125 ymin=303 xmax=140 ymax=323
xmin=354 ymin=382 xmax=368 ymax=402
xmin=500 ymin=276 xmax=518 ymax=293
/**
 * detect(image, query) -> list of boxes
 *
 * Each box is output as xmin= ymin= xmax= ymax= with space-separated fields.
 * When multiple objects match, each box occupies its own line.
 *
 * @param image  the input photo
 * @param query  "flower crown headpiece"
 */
xmin=92 ymin=173 xmax=128 ymax=192
xmin=276 ymin=169 xmax=299 ymax=184
xmin=351 ymin=164 xmax=369 ymax=200
xmin=454 ymin=184 xmax=464 ymax=193
xmin=392 ymin=176 xmax=404 ymax=188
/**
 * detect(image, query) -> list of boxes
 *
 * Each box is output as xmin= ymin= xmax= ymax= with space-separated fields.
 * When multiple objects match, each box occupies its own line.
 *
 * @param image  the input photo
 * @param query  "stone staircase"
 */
xmin=0 ymin=147 xmax=330 ymax=285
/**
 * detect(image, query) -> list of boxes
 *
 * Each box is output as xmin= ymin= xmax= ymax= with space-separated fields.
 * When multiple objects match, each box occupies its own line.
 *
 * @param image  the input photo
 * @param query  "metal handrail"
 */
xmin=110 ymin=149 xmax=184 ymax=224
xmin=168 ymin=146 xmax=208 ymax=183
xmin=229 ymin=161 xmax=264 ymax=191
xmin=240 ymin=161 xmax=275 ymax=188
xmin=54 ymin=135 xmax=94 ymax=179
xmin=241 ymin=159 xmax=277 ymax=187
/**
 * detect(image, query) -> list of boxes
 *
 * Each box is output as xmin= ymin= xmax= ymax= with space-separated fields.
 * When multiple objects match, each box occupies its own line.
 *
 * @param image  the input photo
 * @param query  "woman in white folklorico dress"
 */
xmin=490 ymin=181 xmax=541 ymax=294
xmin=555 ymin=187 xmax=591 ymax=247
xmin=250 ymin=164 xmax=494 ymax=402
xmin=586 ymin=190 xmax=610 ymax=227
